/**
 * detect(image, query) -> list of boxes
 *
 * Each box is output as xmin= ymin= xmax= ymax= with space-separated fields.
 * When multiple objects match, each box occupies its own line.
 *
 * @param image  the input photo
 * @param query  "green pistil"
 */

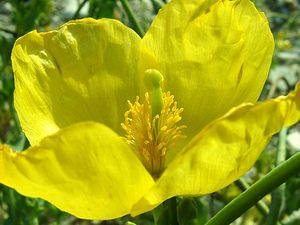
xmin=144 ymin=69 xmax=164 ymax=117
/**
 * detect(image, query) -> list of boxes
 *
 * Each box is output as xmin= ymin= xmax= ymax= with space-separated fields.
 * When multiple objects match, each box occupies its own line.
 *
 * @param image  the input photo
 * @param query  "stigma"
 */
xmin=121 ymin=70 xmax=185 ymax=178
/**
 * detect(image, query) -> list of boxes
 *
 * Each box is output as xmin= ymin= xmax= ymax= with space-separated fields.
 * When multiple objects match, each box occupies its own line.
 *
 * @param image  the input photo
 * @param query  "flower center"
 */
xmin=121 ymin=70 xmax=186 ymax=178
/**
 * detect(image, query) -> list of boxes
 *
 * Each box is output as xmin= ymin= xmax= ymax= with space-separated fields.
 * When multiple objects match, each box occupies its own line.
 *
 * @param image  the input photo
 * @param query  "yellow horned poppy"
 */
xmin=1 ymin=0 xmax=300 ymax=220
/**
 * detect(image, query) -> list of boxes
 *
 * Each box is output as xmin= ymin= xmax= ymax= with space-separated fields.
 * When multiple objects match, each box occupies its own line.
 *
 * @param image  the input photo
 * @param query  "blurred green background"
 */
xmin=0 ymin=0 xmax=300 ymax=224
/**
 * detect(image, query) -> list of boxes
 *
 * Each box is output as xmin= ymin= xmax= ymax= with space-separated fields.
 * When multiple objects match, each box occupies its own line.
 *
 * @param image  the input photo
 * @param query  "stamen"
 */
xmin=121 ymin=92 xmax=186 ymax=178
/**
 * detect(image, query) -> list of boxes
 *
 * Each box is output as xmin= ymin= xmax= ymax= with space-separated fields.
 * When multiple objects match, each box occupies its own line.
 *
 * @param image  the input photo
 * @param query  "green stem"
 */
xmin=276 ymin=128 xmax=288 ymax=165
xmin=72 ymin=0 xmax=89 ymax=19
xmin=167 ymin=197 xmax=179 ymax=225
xmin=208 ymin=194 xmax=216 ymax=218
xmin=266 ymin=128 xmax=288 ymax=225
xmin=119 ymin=0 xmax=145 ymax=37
xmin=0 ymin=28 xmax=17 ymax=37
xmin=150 ymin=0 xmax=165 ymax=13
xmin=235 ymin=178 xmax=269 ymax=217
xmin=205 ymin=151 xmax=300 ymax=225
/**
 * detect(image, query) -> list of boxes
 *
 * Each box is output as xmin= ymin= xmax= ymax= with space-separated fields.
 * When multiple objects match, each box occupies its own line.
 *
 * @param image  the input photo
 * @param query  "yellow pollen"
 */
xmin=121 ymin=92 xmax=186 ymax=178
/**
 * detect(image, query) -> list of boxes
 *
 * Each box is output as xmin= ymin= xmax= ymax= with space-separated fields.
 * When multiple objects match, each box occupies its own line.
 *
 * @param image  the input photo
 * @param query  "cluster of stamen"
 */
xmin=121 ymin=92 xmax=186 ymax=178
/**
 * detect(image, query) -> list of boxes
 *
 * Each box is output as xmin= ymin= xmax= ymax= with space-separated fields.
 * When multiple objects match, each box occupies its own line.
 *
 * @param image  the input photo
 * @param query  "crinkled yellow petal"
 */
xmin=132 ymin=83 xmax=300 ymax=216
xmin=142 ymin=0 xmax=274 ymax=138
xmin=13 ymin=18 xmax=143 ymax=145
xmin=0 ymin=122 xmax=154 ymax=219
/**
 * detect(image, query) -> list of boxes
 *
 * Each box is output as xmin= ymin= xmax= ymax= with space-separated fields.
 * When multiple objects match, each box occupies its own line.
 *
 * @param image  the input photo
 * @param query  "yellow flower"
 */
xmin=1 ymin=0 xmax=300 ymax=220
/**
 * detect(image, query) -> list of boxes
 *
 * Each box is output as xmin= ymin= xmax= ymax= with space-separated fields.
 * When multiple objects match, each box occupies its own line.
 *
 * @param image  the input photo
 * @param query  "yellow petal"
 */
xmin=0 ymin=122 xmax=154 ymax=219
xmin=13 ymin=18 xmax=143 ymax=145
xmin=132 ymin=83 xmax=300 ymax=215
xmin=142 ymin=0 xmax=274 ymax=138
